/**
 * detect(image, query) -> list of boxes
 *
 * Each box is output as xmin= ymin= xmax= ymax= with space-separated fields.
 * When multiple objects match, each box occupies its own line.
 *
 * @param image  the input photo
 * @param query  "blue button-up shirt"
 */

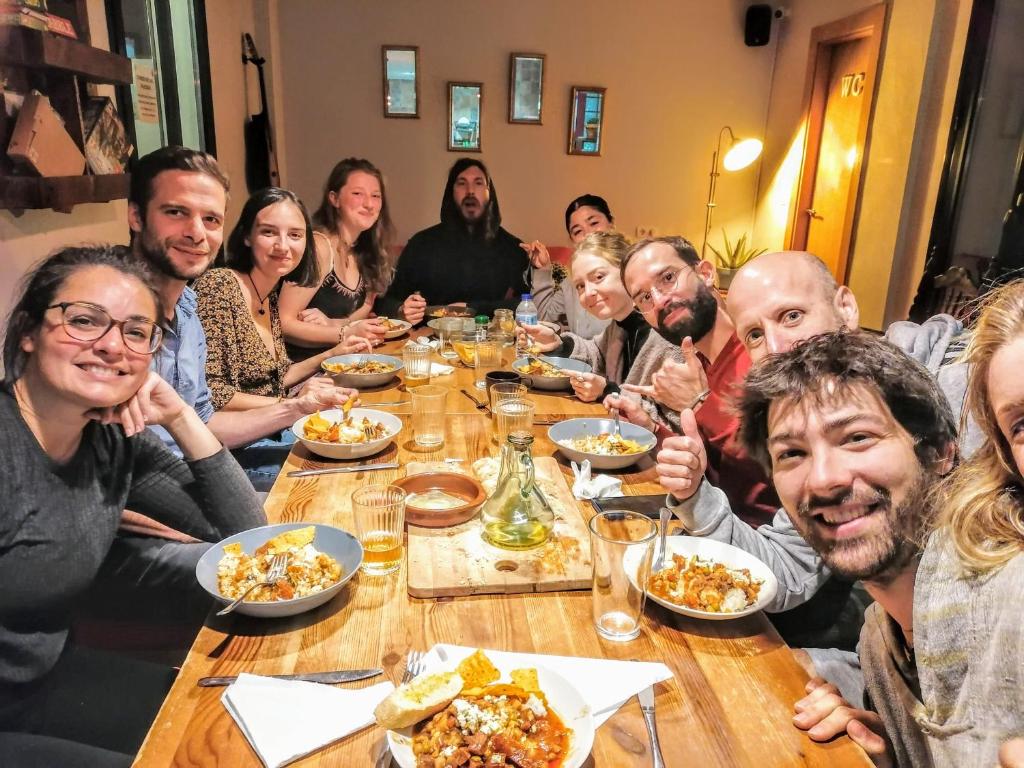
xmin=149 ymin=286 xmax=214 ymax=453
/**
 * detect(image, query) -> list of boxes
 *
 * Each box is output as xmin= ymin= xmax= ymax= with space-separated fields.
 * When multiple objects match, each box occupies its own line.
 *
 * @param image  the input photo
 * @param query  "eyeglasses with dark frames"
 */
xmin=47 ymin=302 xmax=164 ymax=355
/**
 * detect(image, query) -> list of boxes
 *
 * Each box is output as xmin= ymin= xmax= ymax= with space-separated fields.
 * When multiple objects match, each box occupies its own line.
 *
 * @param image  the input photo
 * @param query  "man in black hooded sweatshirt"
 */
xmin=380 ymin=158 xmax=530 ymax=322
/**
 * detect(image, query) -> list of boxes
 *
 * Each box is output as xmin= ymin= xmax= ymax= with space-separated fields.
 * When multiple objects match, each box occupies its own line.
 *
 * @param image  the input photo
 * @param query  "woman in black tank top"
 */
xmin=280 ymin=158 xmax=396 ymax=361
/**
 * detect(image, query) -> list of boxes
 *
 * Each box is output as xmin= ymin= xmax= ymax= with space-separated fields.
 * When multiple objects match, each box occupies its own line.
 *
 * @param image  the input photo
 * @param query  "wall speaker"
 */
xmin=745 ymin=4 xmax=772 ymax=46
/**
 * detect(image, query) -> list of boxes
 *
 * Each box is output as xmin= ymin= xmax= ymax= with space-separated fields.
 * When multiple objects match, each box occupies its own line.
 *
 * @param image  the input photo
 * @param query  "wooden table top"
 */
xmin=135 ymin=385 xmax=870 ymax=766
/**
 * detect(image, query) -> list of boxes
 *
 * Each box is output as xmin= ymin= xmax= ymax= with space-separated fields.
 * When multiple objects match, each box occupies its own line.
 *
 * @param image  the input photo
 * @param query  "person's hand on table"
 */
xmin=297 ymin=307 xmax=331 ymax=326
xmin=793 ymin=678 xmax=893 ymax=767
xmin=521 ymin=240 xmax=551 ymax=269
xmin=603 ymin=392 xmax=655 ymax=432
xmin=655 ymin=409 xmax=706 ymax=502
xmin=401 ymin=292 xmax=427 ymax=325
xmin=293 ymin=376 xmax=359 ymax=415
xmin=516 ymin=323 xmax=561 ymax=353
xmin=569 ymin=371 xmax=606 ymax=402
xmin=88 ymin=371 xmax=188 ymax=437
xmin=622 ymin=336 xmax=708 ymax=413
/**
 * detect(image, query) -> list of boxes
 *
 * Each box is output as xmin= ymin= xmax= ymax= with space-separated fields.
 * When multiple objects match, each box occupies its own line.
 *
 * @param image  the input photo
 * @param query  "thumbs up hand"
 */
xmin=622 ymin=336 xmax=708 ymax=413
xmin=655 ymin=408 xmax=707 ymax=501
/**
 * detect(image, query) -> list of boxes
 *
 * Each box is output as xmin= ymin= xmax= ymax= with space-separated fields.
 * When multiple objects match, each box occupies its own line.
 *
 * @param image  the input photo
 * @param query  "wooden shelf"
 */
xmin=0 ymin=26 xmax=132 ymax=85
xmin=1 ymin=173 xmax=130 ymax=213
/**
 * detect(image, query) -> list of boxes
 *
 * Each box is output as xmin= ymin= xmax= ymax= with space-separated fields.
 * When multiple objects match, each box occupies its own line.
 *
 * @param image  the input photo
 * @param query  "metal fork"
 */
xmin=217 ymin=553 xmax=289 ymax=616
xmin=401 ymin=650 xmax=426 ymax=683
xmin=460 ymin=388 xmax=490 ymax=413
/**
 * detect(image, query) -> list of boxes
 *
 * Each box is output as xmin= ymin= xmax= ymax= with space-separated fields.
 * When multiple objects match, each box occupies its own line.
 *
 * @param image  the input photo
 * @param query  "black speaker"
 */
xmin=745 ymin=4 xmax=772 ymax=46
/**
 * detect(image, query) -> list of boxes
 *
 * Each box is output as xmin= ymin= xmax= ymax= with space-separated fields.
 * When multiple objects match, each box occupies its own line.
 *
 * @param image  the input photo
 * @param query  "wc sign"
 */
xmin=841 ymin=72 xmax=867 ymax=97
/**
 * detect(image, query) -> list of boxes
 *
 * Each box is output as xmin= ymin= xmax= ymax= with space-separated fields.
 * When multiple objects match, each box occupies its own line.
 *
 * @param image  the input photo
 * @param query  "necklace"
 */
xmin=247 ymin=272 xmax=270 ymax=315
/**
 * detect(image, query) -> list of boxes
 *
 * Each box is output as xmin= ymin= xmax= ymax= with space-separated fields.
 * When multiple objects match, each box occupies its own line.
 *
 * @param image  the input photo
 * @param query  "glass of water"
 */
xmin=588 ymin=510 xmax=656 ymax=641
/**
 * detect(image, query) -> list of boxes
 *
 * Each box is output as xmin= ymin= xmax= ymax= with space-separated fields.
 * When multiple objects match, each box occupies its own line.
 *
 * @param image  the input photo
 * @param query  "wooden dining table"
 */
xmin=135 ymin=332 xmax=870 ymax=767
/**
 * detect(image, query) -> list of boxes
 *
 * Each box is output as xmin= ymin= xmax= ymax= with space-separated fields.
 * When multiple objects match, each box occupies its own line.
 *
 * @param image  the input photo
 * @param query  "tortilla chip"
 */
xmin=457 ymin=650 xmax=500 ymax=690
xmin=304 ymin=411 xmax=333 ymax=440
xmin=265 ymin=526 xmax=316 ymax=553
xmin=510 ymin=668 xmax=540 ymax=694
xmin=223 ymin=542 xmax=243 ymax=557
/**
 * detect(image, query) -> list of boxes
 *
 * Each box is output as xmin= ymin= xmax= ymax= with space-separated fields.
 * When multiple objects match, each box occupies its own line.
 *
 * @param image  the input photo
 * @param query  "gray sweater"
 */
xmin=0 ymin=389 xmax=265 ymax=698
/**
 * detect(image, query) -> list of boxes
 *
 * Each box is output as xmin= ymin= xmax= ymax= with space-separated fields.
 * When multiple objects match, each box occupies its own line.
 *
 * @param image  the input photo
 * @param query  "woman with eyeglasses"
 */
xmin=0 ymin=245 xmax=264 ymax=765
xmin=518 ymin=231 xmax=682 ymax=423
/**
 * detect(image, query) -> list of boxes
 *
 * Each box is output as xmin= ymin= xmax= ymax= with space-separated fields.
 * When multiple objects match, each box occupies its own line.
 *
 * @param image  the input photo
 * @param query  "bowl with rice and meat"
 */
xmin=548 ymin=417 xmax=656 ymax=469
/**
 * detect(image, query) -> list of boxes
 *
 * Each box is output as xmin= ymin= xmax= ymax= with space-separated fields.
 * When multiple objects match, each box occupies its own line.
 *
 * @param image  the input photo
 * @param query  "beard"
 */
xmin=791 ymin=468 xmax=932 ymax=584
xmin=458 ymin=196 xmax=485 ymax=223
xmin=136 ymin=230 xmax=212 ymax=281
xmin=654 ymin=282 xmax=718 ymax=345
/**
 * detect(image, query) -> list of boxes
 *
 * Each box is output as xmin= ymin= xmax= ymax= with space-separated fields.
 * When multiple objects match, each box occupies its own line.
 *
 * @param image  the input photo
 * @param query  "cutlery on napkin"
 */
xmin=426 ymin=644 xmax=672 ymax=727
xmin=200 ymin=668 xmax=382 ymax=687
xmin=222 ymin=673 xmax=394 ymax=767
xmin=571 ymin=459 xmax=624 ymax=500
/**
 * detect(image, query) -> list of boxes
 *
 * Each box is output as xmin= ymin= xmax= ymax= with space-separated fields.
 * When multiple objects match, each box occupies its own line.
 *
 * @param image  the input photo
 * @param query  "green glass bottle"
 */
xmin=480 ymin=431 xmax=553 ymax=549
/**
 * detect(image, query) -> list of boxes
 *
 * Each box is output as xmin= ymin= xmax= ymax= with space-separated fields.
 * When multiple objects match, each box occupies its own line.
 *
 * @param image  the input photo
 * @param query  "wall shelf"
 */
xmin=0 ymin=27 xmax=132 ymax=84
xmin=0 ymin=173 xmax=130 ymax=214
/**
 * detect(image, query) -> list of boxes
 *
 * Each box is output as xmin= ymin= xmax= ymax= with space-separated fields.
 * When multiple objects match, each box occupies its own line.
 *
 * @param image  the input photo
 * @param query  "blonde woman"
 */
xmin=914 ymin=280 xmax=1024 ymax=765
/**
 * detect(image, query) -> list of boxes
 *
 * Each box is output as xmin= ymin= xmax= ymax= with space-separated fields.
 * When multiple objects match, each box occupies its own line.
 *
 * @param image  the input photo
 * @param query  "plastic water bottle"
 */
xmin=514 ymin=294 xmax=538 ymax=354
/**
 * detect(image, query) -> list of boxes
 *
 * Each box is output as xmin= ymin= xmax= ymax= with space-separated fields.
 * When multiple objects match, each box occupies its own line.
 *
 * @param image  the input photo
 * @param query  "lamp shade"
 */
xmin=722 ymin=138 xmax=763 ymax=171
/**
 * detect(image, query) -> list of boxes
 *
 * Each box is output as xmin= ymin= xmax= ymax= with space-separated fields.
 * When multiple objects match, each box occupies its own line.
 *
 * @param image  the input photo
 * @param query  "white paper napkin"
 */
xmin=424 ymin=644 xmax=672 ymax=727
xmin=405 ymin=338 xmax=439 ymax=350
xmin=429 ymin=362 xmax=454 ymax=376
xmin=571 ymin=460 xmax=624 ymax=500
xmin=221 ymin=673 xmax=394 ymax=767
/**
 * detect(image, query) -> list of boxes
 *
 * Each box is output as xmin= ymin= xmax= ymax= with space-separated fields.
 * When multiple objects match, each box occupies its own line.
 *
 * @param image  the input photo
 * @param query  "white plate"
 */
xmin=381 ymin=319 xmax=413 ymax=339
xmin=291 ymin=407 xmax=401 ymax=460
xmin=387 ymin=658 xmax=594 ymax=768
xmin=624 ymin=536 xmax=779 ymax=620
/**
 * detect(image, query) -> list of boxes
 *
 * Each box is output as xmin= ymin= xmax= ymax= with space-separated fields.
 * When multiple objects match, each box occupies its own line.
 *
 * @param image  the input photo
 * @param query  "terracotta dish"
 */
xmin=395 ymin=472 xmax=487 ymax=528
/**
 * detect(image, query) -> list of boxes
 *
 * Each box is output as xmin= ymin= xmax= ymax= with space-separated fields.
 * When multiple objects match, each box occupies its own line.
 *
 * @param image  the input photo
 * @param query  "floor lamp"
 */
xmin=701 ymin=126 xmax=763 ymax=260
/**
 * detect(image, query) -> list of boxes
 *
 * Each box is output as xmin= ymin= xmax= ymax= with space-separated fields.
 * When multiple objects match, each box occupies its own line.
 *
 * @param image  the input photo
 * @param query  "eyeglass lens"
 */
xmin=58 ymin=302 xmax=162 ymax=353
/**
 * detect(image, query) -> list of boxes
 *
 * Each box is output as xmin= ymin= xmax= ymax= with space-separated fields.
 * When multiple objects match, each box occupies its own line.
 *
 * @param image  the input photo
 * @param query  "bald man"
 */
xmin=725 ymin=250 xmax=978 ymax=455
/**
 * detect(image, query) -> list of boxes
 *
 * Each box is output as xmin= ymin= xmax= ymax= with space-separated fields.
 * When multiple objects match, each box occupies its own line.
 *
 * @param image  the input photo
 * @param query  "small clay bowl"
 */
xmin=394 ymin=472 xmax=487 ymax=528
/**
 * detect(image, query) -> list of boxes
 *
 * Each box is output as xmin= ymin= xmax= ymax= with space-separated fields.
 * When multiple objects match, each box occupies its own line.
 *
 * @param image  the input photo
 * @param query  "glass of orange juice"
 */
xmin=352 ymin=484 xmax=406 ymax=575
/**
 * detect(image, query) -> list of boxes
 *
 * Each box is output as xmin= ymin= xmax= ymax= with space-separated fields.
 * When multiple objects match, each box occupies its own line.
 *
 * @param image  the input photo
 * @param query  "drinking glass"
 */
xmin=588 ymin=511 xmax=657 ymax=641
xmin=494 ymin=308 xmax=515 ymax=346
xmin=437 ymin=317 xmax=461 ymax=360
xmin=494 ymin=398 xmax=535 ymax=446
xmin=403 ymin=343 xmax=432 ymax=389
xmin=474 ymin=339 xmax=501 ymax=390
xmin=411 ymin=384 xmax=447 ymax=447
xmin=352 ymin=484 xmax=407 ymax=575
xmin=489 ymin=383 xmax=527 ymax=441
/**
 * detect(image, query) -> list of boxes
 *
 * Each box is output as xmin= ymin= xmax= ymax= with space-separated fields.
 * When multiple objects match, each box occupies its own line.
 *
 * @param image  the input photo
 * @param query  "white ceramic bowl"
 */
xmin=549 ymin=417 xmax=656 ymax=470
xmin=624 ymin=536 xmax=779 ymax=620
xmin=292 ymin=407 xmax=401 ymax=460
xmin=195 ymin=522 xmax=362 ymax=618
xmin=387 ymin=658 xmax=594 ymax=768
xmin=381 ymin=319 xmax=413 ymax=339
xmin=322 ymin=354 xmax=402 ymax=388
xmin=512 ymin=356 xmax=592 ymax=391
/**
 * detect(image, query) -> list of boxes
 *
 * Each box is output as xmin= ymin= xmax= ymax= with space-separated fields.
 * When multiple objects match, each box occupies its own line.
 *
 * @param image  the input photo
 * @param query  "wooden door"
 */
xmin=788 ymin=4 xmax=887 ymax=283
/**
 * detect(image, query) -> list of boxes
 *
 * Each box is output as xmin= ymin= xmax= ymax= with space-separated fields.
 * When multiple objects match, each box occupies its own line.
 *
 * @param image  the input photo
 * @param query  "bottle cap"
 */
xmin=521 ymin=294 xmax=532 ymax=301
xmin=474 ymin=315 xmax=489 ymax=324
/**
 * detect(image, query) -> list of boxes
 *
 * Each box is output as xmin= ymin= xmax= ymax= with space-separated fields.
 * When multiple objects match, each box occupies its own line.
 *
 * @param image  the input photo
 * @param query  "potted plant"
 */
xmin=708 ymin=230 xmax=766 ymax=290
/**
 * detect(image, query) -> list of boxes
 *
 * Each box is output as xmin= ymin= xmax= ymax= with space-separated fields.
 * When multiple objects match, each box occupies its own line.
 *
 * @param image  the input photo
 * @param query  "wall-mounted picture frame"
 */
xmin=382 ymin=45 xmax=419 ymax=118
xmin=448 ymin=82 xmax=482 ymax=152
xmin=568 ymin=86 xmax=606 ymax=156
xmin=508 ymin=53 xmax=545 ymax=124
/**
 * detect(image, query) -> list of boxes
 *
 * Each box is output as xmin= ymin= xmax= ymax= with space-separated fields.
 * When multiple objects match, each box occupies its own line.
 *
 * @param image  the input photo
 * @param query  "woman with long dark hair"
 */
xmin=0 ymin=245 xmax=264 ymax=765
xmin=280 ymin=158 xmax=395 ymax=360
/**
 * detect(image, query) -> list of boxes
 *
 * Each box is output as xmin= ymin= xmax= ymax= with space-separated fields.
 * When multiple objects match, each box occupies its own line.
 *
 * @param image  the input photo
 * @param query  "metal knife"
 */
xmin=287 ymin=461 xmax=400 ymax=478
xmin=637 ymin=685 xmax=666 ymax=768
xmin=198 ymin=667 xmax=383 ymax=687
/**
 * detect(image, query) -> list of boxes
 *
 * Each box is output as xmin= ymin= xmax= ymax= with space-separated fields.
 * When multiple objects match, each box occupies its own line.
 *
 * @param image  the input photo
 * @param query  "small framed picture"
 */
xmin=382 ymin=45 xmax=419 ymax=118
xmin=508 ymin=53 xmax=544 ymax=124
xmin=448 ymin=82 xmax=482 ymax=152
xmin=568 ymin=86 xmax=606 ymax=156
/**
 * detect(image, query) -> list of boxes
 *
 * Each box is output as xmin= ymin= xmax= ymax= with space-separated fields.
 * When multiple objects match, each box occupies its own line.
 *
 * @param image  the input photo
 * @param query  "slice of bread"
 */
xmin=374 ymin=671 xmax=464 ymax=729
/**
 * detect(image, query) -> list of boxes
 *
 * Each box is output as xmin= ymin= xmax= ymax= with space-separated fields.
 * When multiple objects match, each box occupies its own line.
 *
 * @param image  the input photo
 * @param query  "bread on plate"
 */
xmin=374 ymin=671 xmax=464 ymax=729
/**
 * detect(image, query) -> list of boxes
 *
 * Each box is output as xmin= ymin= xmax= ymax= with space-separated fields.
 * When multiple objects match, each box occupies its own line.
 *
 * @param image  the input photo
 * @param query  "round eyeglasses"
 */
xmin=47 ymin=301 xmax=164 ymax=354
xmin=631 ymin=266 xmax=691 ymax=313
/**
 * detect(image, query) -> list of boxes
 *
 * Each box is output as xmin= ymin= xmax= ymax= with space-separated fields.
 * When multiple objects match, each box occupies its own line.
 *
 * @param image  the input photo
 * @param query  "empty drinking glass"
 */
xmin=474 ymin=339 xmax=501 ymax=390
xmin=589 ymin=510 xmax=656 ymax=641
xmin=437 ymin=317 xmax=461 ymax=360
xmin=494 ymin=398 xmax=535 ymax=446
xmin=411 ymin=384 xmax=447 ymax=448
xmin=489 ymin=383 xmax=527 ymax=441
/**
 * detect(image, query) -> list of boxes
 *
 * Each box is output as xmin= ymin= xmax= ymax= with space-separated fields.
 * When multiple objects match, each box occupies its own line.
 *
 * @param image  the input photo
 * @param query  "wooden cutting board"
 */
xmin=406 ymin=457 xmax=593 ymax=598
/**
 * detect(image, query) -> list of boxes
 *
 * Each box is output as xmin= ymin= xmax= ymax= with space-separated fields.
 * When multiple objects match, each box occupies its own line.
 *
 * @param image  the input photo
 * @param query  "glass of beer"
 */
xmin=403 ymin=344 xmax=432 ymax=388
xmin=352 ymin=484 xmax=407 ymax=575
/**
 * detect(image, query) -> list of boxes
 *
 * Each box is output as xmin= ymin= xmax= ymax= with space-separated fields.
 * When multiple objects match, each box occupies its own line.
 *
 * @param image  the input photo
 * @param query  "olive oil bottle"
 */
xmin=480 ymin=431 xmax=553 ymax=549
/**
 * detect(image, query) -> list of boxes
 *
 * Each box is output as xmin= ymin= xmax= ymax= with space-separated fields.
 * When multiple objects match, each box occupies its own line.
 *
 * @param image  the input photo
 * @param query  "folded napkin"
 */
xmin=571 ymin=460 xmax=624 ymax=500
xmin=424 ymin=644 xmax=672 ymax=727
xmin=429 ymin=362 xmax=454 ymax=376
xmin=405 ymin=337 xmax=439 ymax=349
xmin=222 ymin=673 xmax=394 ymax=767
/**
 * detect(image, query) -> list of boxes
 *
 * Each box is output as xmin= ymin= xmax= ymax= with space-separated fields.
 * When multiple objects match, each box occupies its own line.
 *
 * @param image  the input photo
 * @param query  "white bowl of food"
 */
xmin=322 ymin=353 xmax=402 ymax=388
xmin=378 ymin=317 xmax=413 ymax=339
xmin=292 ymin=407 xmax=401 ymax=460
xmin=512 ymin=356 xmax=592 ymax=391
xmin=379 ymin=649 xmax=594 ymax=768
xmin=624 ymin=536 xmax=779 ymax=620
xmin=548 ymin=417 xmax=656 ymax=469
xmin=195 ymin=523 xmax=362 ymax=618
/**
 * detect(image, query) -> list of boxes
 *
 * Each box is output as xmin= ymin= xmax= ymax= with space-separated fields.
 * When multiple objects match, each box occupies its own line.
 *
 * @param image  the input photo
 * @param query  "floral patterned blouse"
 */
xmin=193 ymin=268 xmax=291 ymax=410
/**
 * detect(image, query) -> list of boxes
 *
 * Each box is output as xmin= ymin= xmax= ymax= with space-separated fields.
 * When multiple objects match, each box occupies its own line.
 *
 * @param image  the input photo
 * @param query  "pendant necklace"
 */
xmin=247 ymin=272 xmax=270 ymax=315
